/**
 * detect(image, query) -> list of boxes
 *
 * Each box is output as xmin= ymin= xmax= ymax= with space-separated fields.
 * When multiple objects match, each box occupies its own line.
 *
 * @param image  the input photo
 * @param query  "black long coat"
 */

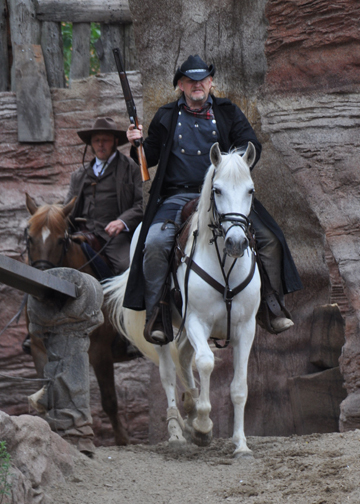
xmin=123 ymin=97 xmax=302 ymax=310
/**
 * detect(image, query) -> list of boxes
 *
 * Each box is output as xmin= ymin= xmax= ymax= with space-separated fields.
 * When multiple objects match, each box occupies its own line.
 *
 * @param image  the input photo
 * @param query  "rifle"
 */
xmin=113 ymin=48 xmax=150 ymax=182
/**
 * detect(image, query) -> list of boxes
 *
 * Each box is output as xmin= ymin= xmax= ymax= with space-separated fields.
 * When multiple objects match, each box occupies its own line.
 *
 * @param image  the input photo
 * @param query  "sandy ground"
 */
xmin=49 ymin=430 xmax=360 ymax=504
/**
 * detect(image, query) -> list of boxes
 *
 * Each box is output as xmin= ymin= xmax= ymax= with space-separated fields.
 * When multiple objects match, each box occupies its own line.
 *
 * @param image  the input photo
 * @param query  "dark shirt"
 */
xmin=163 ymin=95 xmax=219 ymax=188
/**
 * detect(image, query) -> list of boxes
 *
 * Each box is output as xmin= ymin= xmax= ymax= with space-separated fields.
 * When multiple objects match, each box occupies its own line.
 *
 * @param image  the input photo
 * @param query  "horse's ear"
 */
xmin=242 ymin=142 xmax=256 ymax=169
xmin=25 ymin=193 xmax=38 ymax=215
xmin=62 ymin=197 xmax=77 ymax=218
xmin=210 ymin=142 xmax=222 ymax=167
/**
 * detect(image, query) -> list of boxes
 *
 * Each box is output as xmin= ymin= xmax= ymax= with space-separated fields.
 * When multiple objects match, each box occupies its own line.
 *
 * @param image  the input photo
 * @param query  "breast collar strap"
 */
xmin=175 ymin=225 xmax=257 ymax=348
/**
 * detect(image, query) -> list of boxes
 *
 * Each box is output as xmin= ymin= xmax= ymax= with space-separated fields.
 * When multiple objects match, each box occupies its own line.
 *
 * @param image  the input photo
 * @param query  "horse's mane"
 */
xmin=28 ymin=204 xmax=68 ymax=236
xmin=189 ymin=149 xmax=252 ymax=249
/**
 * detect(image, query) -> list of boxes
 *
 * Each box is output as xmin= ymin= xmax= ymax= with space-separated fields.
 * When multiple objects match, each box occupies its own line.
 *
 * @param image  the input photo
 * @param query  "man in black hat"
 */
xmin=124 ymin=55 xmax=302 ymax=342
xmin=64 ymin=117 xmax=143 ymax=277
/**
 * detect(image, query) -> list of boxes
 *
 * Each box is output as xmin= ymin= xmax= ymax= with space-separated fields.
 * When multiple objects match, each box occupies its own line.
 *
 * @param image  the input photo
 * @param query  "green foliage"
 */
xmin=0 ymin=441 xmax=11 ymax=504
xmin=61 ymin=22 xmax=73 ymax=85
xmin=61 ymin=22 xmax=101 ymax=85
xmin=90 ymin=23 xmax=101 ymax=75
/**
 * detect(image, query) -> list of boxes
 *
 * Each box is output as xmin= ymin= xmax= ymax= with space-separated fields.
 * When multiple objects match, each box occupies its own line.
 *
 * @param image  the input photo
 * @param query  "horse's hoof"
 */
xmin=167 ymin=407 xmax=186 ymax=446
xmin=28 ymin=386 xmax=47 ymax=414
xmin=169 ymin=435 xmax=187 ymax=448
xmin=191 ymin=428 xmax=213 ymax=447
xmin=233 ymin=449 xmax=254 ymax=459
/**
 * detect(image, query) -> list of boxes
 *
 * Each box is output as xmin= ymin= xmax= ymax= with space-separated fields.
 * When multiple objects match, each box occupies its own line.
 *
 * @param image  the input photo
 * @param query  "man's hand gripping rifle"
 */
xmin=113 ymin=48 xmax=150 ymax=182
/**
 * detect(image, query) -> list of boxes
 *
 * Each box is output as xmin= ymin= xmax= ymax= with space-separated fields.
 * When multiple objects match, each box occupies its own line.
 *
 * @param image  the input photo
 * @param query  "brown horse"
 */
xmin=24 ymin=193 xmax=136 ymax=446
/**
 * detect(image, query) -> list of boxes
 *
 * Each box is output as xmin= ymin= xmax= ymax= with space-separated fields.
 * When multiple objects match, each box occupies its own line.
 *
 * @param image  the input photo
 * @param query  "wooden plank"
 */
xmin=96 ymin=24 xmax=123 ymax=73
xmin=70 ymin=23 xmax=90 ymax=82
xmin=7 ymin=0 xmax=41 ymax=46
xmin=0 ymin=254 xmax=78 ymax=299
xmin=7 ymin=0 xmax=42 ymax=91
xmin=0 ymin=0 xmax=9 ymax=91
xmin=41 ymin=21 xmax=66 ymax=88
xmin=34 ymin=0 xmax=132 ymax=24
xmin=96 ymin=24 xmax=138 ymax=73
xmin=14 ymin=44 xmax=54 ymax=142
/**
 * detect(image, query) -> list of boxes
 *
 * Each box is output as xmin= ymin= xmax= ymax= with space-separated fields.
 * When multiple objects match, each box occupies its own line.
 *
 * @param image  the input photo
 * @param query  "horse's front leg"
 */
xmin=177 ymin=332 xmax=198 ymax=435
xmin=231 ymin=319 xmax=256 ymax=457
xmin=155 ymin=344 xmax=186 ymax=445
xmin=186 ymin=314 xmax=214 ymax=445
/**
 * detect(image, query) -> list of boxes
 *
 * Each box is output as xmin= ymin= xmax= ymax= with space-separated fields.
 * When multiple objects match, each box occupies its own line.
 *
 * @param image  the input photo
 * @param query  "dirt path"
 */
xmin=49 ymin=430 xmax=360 ymax=503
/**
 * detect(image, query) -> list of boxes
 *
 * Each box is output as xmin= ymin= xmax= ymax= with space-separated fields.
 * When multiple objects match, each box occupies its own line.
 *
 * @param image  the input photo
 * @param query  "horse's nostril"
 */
xmin=226 ymin=237 xmax=234 ymax=247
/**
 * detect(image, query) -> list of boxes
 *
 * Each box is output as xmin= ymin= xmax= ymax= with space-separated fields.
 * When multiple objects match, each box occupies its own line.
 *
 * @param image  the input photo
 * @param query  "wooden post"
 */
xmin=70 ymin=22 xmax=90 ymax=83
xmin=0 ymin=0 xmax=9 ymax=91
xmin=7 ymin=0 xmax=41 ymax=91
xmin=95 ymin=23 xmax=138 ymax=73
xmin=96 ymin=23 xmax=123 ymax=73
xmin=121 ymin=24 xmax=138 ymax=71
xmin=14 ymin=44 xmax=54 ymax=142
xmin=41 ymin=21 xmax=65 ymax=88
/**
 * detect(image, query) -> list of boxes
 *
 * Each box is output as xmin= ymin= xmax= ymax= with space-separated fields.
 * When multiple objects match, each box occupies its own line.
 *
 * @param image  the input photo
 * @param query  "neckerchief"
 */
xmin=181 ymin=102 xmax=215 ymax=120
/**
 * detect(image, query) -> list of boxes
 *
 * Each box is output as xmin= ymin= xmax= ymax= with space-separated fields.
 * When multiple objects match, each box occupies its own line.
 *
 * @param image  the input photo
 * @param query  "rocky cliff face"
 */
xmin=129 ymin=0 xmax=360 ymax=435
xmin=1 ymin=0 xmax=360 ymax=446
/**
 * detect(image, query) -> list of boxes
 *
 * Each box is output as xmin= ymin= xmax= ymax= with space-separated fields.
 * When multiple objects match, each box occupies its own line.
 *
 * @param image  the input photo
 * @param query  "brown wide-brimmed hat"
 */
xmin=77 ymin=117 xmax=128 ymax=146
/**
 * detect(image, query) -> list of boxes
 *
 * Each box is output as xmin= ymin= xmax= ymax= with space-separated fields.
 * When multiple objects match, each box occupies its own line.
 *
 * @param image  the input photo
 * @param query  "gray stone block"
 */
xmin=288 ymin=367 xmax=347 ymax=435
xmin=310 ymin=304 xmax=345 ymax=369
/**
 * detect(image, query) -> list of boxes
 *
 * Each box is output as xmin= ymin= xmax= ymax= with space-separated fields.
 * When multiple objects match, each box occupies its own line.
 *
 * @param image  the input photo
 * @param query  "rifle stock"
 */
xmin=113 ymin=48 xmax=150 ymax=182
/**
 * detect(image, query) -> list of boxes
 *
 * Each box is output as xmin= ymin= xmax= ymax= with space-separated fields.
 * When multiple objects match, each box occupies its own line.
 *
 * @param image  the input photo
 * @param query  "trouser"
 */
xmin=104 ymin=232 xmax=131 ymax=275
xmin=143 ymin=197 xmax=284 ymax=319
xmin=250 ymin=209 xmax=284 ymax=303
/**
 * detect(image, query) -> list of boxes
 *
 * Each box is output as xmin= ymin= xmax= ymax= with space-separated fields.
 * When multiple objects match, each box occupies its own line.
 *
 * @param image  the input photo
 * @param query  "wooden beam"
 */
xmin=15 ymin=44 xmax=54 ymax=142
xmin=0 ymin=254 xmax=78 ymax=300
xmin=70 ymin=23 xmax=90 ymax=82
xmin=7 ymin=0 xmax=41 ymax=91
xmin=34 ymin=0 xmax=132 ymax=24
xmin=41 ymin=21 xmax=66 ymax=88
xmin=0 ymin=0 xmax=9 ymax=91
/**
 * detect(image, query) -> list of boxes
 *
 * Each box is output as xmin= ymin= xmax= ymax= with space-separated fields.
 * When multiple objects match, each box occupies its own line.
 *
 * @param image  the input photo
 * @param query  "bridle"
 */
xmin=176 ymin=171 xmax=257 ymax=348
xmin=208 ymin=170 xmax=255 ymax=254
xmin=24 ymin=226 xmax=113 ymax=273
xmin=24 ymin=226 xmax=70 ymax=270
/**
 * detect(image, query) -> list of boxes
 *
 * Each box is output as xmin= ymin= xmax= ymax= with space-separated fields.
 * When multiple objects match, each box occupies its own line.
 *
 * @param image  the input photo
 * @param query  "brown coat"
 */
xmin=65 ymin=151 xmax=143 ymax=274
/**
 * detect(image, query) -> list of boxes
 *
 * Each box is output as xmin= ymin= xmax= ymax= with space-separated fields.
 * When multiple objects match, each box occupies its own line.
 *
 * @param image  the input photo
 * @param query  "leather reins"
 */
xmin=24 ymin=226 xmax=112 ymax=273
xmin=176 ymin=178 xmax=257 ymax=349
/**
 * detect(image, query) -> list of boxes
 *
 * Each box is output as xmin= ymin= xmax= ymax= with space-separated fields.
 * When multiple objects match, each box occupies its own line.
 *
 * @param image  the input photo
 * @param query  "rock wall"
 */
xmin=128 ymin=0 xmax=360 ymax=437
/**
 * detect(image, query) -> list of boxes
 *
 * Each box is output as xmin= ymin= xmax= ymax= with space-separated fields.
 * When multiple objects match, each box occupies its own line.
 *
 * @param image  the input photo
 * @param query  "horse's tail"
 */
xmin=102 ymin=272 xmax=159 ymax=365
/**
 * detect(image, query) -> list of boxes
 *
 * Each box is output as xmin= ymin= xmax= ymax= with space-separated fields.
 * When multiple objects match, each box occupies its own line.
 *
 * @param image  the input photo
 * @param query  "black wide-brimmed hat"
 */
xmin=77 ymin=117 xmax=128 ymax=146
xmin=173 ymin=54 xmax=215 ymax=88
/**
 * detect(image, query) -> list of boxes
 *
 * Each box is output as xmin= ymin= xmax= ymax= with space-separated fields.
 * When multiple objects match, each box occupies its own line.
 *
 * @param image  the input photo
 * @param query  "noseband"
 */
xmin=24 ymin=227 xmax=70 ymax=270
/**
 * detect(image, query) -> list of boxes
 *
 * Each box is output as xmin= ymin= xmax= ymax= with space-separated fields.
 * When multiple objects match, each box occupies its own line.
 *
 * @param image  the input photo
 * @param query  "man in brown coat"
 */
xmin=65 ymin=117 xmax=143 ymax=276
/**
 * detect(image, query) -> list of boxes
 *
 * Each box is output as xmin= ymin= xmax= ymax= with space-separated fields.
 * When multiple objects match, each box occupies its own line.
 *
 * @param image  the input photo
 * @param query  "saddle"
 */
xmin=70 ymin=229 xmax=114 ymax=280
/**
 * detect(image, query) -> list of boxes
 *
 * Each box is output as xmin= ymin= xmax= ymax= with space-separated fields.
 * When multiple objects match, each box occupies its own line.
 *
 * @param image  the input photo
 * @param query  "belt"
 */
xmin=163 ymin=185 xmax=203 ymax=197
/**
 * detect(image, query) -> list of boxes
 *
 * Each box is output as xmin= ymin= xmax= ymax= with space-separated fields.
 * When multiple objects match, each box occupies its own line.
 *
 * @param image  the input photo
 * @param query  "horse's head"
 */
xmin=25 ymin=193 xmax=76 ymax=270
xmin=199 ymin=142 xmax=256 ymax=258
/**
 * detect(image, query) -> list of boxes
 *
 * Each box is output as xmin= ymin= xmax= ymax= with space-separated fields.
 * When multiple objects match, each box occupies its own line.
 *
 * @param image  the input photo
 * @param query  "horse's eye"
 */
xmin=57 ymin=238 xmax=64 ymax=245
xmin=249 ymin=188 xmax=255 ymax=195
xmin=214 ymin=187 xmax=222 ymax=195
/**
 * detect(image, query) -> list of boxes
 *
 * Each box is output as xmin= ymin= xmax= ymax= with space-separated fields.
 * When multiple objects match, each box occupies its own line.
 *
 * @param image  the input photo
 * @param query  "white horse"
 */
xmin=104 ymin=142 xmax=261 ymax=456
